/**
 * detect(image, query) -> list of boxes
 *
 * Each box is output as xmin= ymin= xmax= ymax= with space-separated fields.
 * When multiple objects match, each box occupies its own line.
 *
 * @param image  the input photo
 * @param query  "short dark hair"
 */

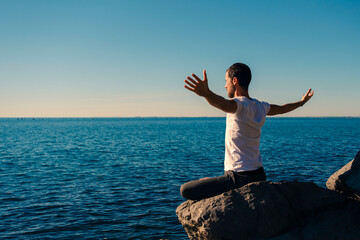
xmin=227 ymin=63 xmax=252 ymax=90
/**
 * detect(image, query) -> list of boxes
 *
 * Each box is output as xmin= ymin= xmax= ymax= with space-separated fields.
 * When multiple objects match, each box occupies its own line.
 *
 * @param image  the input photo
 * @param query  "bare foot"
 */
xmin=200 ymin=177 xmax=210 ymax=180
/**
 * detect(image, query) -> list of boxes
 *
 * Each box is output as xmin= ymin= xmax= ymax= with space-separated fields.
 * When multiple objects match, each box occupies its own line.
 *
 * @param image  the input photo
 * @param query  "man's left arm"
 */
xmin=267 ymin=88 xmax=314 ymax=116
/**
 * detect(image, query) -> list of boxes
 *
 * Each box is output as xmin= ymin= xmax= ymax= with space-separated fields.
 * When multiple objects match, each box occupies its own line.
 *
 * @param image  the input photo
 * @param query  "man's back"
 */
xmin=225 ymin=97 xmax=270 ymax=172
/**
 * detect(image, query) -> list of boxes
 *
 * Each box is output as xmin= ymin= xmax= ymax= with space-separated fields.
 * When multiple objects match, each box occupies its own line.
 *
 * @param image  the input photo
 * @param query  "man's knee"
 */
xmin=180 ymin=182 xmax=193 ymax=199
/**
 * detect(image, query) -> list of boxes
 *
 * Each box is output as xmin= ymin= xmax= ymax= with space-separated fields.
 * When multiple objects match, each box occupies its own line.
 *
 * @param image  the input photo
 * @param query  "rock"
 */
xmin=176 ymin=181 xmax=360 ymax=240
xmin=326 ymin=151 xmax=360 ymax=197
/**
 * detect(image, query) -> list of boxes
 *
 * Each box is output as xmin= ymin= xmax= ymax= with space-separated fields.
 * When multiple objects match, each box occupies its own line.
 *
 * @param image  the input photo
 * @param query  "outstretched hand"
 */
xmin=301 ymin=88 xmax=314 ymax=105
xmin=184 ymin=70 xmax=210 ymax=97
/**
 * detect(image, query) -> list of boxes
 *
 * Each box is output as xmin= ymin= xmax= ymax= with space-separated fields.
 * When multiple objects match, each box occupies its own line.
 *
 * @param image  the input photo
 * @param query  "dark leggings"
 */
xmin=180 ymin=168 xmax=266 ymax=200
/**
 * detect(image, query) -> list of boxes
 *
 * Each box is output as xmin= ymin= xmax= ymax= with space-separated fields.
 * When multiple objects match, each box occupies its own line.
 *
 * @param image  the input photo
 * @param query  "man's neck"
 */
xmin=235 ymin=88 xmax=251 ymax=99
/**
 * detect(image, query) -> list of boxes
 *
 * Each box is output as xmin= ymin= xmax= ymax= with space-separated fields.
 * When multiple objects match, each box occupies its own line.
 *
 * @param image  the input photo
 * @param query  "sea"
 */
xmin=0 ymin=117 xmax=359 ymax=239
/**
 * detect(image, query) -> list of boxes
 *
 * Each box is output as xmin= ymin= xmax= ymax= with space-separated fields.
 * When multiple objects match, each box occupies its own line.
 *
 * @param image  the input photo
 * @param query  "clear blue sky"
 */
xmin=1 ymin=0 xmax=359 ymax=117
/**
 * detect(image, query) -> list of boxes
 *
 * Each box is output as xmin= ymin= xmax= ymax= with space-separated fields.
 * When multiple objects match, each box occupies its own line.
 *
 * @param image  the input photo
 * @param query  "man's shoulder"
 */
xmin=251 ymin=98 xmax=270 ymax=106
xmin=234 ymin=97 xmax=267 ymax=105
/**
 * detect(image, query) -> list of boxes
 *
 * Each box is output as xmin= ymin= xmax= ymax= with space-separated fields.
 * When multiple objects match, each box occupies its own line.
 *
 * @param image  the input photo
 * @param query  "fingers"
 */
xmin=191 ymin=73 xmax=202 ymax=82
xmin=186 ymin=76 xmax=198 ymax=85
xmin=309 ymin=89 xmax=314 ymax=97
xmin=184 ymin=79 xmax=196 ymax=88
xmin=302 ymin=88 xmax=314 ymax=103
xmin=186 ymin=71 xmax=206 ymax=83
xmin=306 ymin=88 xmax=314 ymax=97
xmin=184 ymin=70 xmax=207 ymax=94
xmin=184 ymin=85 xmax=195 ymax=92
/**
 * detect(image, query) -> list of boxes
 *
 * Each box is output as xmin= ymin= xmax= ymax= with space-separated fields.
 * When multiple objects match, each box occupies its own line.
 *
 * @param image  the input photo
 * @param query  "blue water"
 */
xmin=0 ymin=117 xmax=359 ymax=239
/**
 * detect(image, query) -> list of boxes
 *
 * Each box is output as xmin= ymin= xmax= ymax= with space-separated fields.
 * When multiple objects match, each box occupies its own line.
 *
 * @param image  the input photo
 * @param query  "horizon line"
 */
xmin=1 ymin=116 xmax=359 ymax=119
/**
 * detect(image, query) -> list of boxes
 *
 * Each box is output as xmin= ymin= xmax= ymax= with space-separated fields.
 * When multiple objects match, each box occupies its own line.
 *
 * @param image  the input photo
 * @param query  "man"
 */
xmin=180 ymin=63 xmax=314 ymax=200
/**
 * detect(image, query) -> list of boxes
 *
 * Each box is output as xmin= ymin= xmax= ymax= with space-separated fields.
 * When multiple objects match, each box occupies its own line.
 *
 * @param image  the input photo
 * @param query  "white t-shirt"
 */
xmin=224 ymin=97 xmax=270 ymax=172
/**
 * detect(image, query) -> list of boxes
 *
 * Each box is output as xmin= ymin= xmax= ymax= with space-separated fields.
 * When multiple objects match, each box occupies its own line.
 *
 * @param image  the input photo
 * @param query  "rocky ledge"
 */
xmin=176 ymin=151 xmax=360 ymax=240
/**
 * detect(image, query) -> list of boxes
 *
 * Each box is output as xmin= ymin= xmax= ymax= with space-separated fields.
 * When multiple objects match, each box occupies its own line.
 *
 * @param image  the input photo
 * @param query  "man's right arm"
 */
xmin=203 ymin=90 xmax=237 ymax=114
xmin=267 ymin=89 xmax=314 ymax=116
xmin=184 ymin=70 xmax=237 ymax=114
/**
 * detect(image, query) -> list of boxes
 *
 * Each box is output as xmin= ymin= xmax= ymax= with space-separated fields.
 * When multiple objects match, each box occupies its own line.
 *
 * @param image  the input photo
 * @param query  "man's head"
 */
xmin=225 ymin=63 xmax=252 ymax=98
